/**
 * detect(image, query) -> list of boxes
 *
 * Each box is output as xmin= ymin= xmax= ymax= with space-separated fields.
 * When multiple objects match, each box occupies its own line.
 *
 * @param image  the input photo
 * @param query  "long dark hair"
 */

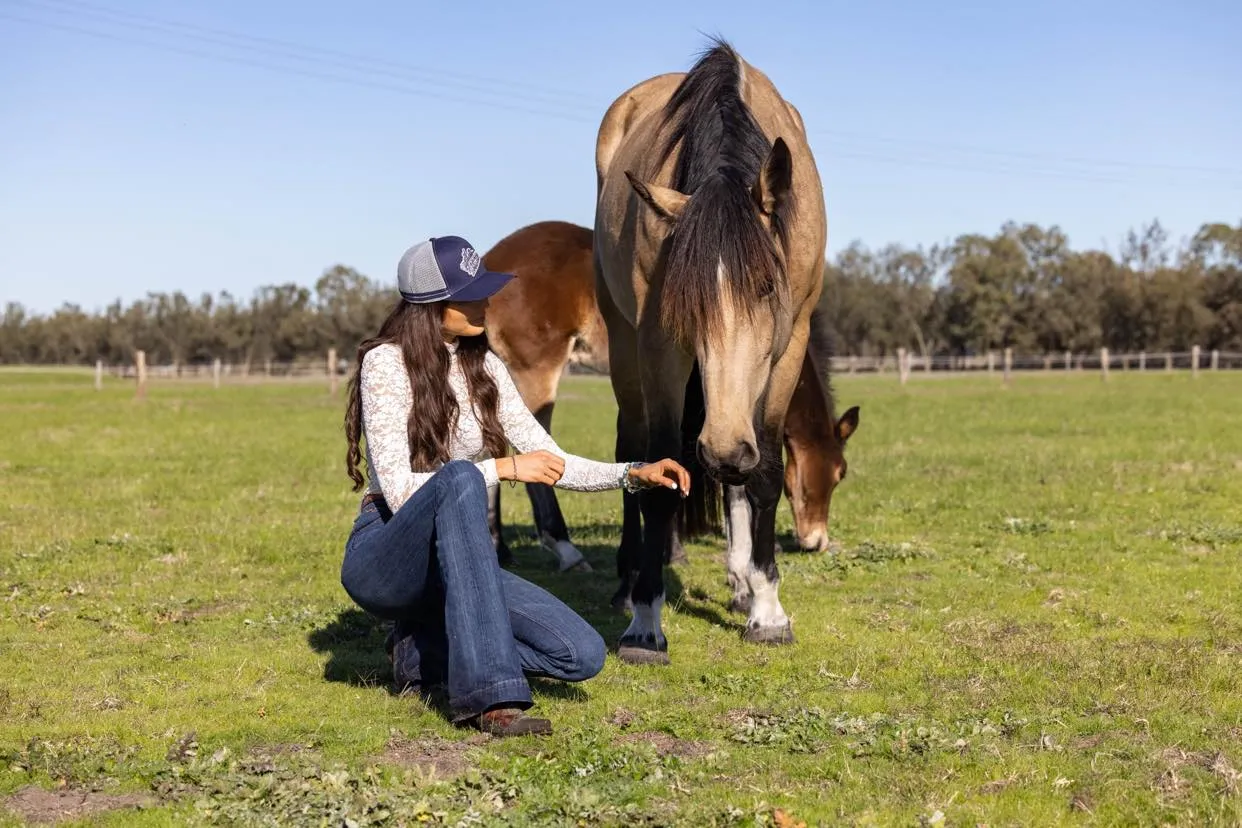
xmin=344 ymin=299 xmax=508 ymax=492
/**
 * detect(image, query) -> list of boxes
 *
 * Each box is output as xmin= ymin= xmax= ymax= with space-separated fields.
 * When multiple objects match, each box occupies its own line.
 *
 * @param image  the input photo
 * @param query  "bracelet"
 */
xmin=509 ymin=456 xmax=517 ymax=488
xmin=622 ymin=461 xmax=649 ymax=494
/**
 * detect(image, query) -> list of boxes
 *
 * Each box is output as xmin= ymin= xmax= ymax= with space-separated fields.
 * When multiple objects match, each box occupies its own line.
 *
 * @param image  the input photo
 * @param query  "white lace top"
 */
xmin=360 ymin=341 xmax=630 ymax=513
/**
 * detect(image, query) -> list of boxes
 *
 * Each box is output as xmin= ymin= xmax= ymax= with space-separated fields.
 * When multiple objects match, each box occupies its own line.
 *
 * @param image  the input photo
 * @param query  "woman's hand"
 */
xmin=629 ymin=458 xmax=691 ymax=495
xmin=501 ymin=450 xmax=566 ymax=485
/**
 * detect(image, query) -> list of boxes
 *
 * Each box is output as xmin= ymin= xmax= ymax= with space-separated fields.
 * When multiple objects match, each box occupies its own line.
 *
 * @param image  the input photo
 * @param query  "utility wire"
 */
xmin=4 ymin=1 xmax=1240 ymax=187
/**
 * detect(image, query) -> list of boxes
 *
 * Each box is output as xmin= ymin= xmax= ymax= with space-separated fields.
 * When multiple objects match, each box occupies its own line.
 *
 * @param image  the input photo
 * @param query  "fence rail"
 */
xmin=6 ymin=346 xmax=1242 ymax=398
xmin=840 ymin=347 xmax=1242 ymax=380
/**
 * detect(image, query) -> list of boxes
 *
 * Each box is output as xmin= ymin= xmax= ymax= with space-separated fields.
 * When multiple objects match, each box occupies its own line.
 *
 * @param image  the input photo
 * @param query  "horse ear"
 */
xmin=835 ymin=405 xmax=860 ymax=444
xmin=625 ymin=171 xmax=688 ymax=223
xmin=753 ymin=137 xmax=793 ymax=215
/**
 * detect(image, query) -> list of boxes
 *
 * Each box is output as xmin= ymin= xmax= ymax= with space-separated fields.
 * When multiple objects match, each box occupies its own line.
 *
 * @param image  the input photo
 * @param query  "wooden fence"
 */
xmin=13 ymin=345 xmax=1242 ymax=399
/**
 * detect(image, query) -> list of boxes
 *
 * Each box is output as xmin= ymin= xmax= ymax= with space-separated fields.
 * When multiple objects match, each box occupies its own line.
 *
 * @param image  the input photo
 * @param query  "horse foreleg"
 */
xmin=597 ymin=281 xmax=646 ymax=613
xmin=488 ymin=483 xmax=514 ymax=567
xmin=741 ymin=427 xmax=795 ymax=645
xmin=525 ymin=401 xmax=590 ymax=572
xmin=618 ymin=483 xmax=679 ymax=664
xmin=724 ymin=484 xmax=752 ymax=614
xmin=617 ymin=343 xmax=691 ymax=665
xmin=613 ymin=488 xmax=641 ymax=612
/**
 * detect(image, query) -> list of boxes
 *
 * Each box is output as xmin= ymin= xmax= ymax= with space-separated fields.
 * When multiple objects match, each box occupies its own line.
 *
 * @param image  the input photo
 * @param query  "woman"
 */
xmin=340 ymin=235 xmax=690 ymax=738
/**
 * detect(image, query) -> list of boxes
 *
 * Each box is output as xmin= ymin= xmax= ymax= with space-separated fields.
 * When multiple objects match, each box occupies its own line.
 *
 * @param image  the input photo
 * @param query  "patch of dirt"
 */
xmin=1070 ymin=791 xmax=1095 ymax=813
xmin=380 ymin=735 xmax=486 ymax=778
xmin=608 ymin=708 xmax=636 ymax=729
xmin=3 ymin=786 xmax=152 ymax=825
xmin=721 ymin=708 xmax=769 ymax=727
xmin=979 ymin=777 xmax=1015 ymax=795
xmin=1156 ymin=747 xmax=1241 ymax=799
xmin=1071 ymin=734 xmax=1104 ymax=751
xmin=617 ymin=731 xmax=713 ymax=759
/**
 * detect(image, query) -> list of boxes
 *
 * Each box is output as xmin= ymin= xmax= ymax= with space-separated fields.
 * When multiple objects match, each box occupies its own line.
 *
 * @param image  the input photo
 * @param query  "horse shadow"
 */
xmin=306 ymin=522 xmax=751 ymax=705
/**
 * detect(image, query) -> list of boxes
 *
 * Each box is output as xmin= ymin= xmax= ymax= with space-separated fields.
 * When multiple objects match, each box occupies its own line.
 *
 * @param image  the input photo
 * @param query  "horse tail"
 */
xmin=678 ymin=361 xmax=721 ymax=538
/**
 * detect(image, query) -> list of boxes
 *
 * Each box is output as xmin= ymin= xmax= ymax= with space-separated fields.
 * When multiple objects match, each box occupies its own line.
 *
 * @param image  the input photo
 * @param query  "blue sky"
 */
xmin=2 ymin=0 xmax=1239 ymax=314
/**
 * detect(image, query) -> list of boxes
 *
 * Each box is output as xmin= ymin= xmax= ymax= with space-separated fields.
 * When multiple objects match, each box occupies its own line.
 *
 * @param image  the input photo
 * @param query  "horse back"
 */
xmin=483 ymin=221 xmax=598 ymax=374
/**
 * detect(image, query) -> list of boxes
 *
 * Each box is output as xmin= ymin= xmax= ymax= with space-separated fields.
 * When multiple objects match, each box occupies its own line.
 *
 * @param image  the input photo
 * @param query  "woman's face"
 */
xmin=441 ymin=299 xmax=488 ymax=339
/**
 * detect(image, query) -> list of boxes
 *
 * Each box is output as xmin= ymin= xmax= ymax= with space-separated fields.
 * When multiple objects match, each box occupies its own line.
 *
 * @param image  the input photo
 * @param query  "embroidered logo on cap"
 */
xmin=459 ymin=247 xmax=481 ymax=278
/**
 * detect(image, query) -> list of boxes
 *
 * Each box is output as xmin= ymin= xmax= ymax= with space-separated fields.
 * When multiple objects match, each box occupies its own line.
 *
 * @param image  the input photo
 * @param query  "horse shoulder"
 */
xmin=595 ymin=73 xmax=684 ymax=192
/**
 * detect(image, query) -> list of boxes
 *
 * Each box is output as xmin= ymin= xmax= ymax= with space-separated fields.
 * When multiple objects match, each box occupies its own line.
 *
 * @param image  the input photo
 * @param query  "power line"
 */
xmin=12 ymin=0 xmax=602 ymax=108
xmin=0 ymin=12 xmax=602 ymax=124
xmin=5 ymin=4 xmax=1240 ymax=188
xmin=22 ymin=0 xmax=1237 ymax=181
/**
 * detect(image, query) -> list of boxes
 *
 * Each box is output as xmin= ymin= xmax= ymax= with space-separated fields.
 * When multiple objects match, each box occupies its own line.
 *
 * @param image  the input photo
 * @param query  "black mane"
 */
xmin=653 ymin=38 xmax=794 ymax=344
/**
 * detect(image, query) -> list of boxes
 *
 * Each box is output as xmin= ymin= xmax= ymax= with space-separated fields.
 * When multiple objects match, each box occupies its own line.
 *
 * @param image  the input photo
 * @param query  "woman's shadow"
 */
xmin=306 ymin=522 xmax=742 ymax=717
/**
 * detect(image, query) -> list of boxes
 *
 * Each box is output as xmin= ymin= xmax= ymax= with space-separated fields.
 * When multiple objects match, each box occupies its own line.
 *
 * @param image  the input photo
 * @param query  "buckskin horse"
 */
xmin=593 ymin=38 xmax=835 ymax=663
xmin=481 ymin=220 xmax=859 ymax=578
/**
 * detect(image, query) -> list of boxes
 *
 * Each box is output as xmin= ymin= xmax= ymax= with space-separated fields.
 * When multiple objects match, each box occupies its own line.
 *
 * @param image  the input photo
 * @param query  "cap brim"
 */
xmin=445 ymin=268 xmax=515 ymax=302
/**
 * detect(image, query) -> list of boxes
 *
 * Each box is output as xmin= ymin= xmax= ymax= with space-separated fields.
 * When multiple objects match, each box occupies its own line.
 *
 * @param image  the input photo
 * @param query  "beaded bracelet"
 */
xmin=622 ymin=461 xmax=649 ymax=494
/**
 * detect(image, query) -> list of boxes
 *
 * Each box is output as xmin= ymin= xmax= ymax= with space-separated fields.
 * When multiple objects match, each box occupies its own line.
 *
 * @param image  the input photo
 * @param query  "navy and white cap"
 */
xmin=397 ymin=236 xmax=514 ymax=303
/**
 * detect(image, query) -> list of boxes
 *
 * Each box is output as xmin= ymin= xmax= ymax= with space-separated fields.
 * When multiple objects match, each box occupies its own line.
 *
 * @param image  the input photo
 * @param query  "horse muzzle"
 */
xmin=697 ymin=438 xmax=760 ymax=484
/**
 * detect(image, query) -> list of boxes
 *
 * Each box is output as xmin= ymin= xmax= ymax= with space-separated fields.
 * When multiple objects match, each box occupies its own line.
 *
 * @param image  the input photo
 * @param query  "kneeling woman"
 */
xmin=340 ymin=236 xmax=689 ymax=738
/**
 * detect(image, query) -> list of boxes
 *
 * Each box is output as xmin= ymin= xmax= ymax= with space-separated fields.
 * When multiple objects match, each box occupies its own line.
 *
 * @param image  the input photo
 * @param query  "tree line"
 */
xmin=2 ymin=219 xmax=1240 ymax=367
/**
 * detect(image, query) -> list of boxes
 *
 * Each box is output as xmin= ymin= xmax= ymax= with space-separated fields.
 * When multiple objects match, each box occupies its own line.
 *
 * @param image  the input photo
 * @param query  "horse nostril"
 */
xmin=731 ymin=442 xmax=760 ymax=473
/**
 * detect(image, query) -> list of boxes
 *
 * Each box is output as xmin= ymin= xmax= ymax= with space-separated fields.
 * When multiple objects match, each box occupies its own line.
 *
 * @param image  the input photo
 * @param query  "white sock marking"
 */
xmin=746 ymin=568 xmax=789 ymax=629
xmin=725 ymin=485 xmax=752 ymax=603
xmin=621 ymin=596 xmax=666 ymax=648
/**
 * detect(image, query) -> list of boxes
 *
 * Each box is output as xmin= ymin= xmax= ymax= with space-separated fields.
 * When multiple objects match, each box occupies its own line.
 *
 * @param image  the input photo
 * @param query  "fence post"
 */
xmin=135 ymin=350 xmax=147 ymax=399
xmin=1139 ymin=351 xmax=1146 ymax=371
xmin=1043 ymin=355 xmax=1051 ymax=371
xmin=848 ymin=354 xmax=857 ymax=375
xmin=1003 ymin=347 xmax=1012 ymax=386
xmin=328 ymin=348 xmax=338 ymax=395
xmin=1100 ymin=347 xmax=1109 ymax=382
xmin=95 ymin=359 xmax=103 ymax=391
xmin=1064 ymin=350 xmax=1071 ymax=371
xmin=1211 ymin=350 xmax=1220 ymax=371
xmin=1165 ymin=352 xmax=1172 ymax=372
xmin=1191 ymin=345 xmax=1200 ymax=378
xmin=213 ymin=357 xmax=222 ymax=389
xmin=897 ymin=348 xmax=908 ymax=385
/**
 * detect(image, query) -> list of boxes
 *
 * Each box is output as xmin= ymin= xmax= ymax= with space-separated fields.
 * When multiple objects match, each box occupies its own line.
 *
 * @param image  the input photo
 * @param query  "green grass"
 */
xmin=2 ymin=368 xmax=1241 ymax=826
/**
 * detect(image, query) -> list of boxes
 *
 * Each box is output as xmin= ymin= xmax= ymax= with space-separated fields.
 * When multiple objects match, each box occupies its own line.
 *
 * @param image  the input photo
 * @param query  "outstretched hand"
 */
xmin=630 ymin=458 xmax=691 ymax=496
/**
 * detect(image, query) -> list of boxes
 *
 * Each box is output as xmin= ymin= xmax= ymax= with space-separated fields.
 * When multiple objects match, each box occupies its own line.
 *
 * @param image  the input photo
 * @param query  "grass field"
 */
xmin=2 ymin=368 xmax=1241 ymax=826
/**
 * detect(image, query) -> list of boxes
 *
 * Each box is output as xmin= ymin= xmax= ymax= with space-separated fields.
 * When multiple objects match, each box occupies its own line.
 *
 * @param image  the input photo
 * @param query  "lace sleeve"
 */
xmin=487 ymin=352 xmax=628 ymax=492
xmin=360 ymin=346 xmax=497 ymax=513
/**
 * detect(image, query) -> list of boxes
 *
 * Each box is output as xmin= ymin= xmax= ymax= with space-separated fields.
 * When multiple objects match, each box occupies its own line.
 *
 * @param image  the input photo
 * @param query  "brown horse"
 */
xmin=594 ymin=38 xmax=834 ymax=662
xmin=481 ymin=220 xmax=859 ymax=575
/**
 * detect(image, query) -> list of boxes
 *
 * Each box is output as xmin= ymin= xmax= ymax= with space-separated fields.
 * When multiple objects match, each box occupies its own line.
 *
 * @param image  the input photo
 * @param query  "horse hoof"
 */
xmin=548 ymin=540 xmax=588 ymax=572
xmin=729 ymin=595 xmax=751 ymax=615
xmin=743 ymin=623 xmax=794 ymax=646
xmin=617 ymin=645 xmax=670 ymax=665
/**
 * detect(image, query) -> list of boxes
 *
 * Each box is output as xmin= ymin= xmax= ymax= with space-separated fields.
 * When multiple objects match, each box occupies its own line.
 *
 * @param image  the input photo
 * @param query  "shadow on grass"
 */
xmin=306 ymin=520 xmax=759 ymax=718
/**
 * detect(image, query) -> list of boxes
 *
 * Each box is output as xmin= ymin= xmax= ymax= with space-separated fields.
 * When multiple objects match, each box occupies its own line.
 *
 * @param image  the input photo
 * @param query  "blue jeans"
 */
xmin=340 ymin=460 xmax=606 ymax=721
